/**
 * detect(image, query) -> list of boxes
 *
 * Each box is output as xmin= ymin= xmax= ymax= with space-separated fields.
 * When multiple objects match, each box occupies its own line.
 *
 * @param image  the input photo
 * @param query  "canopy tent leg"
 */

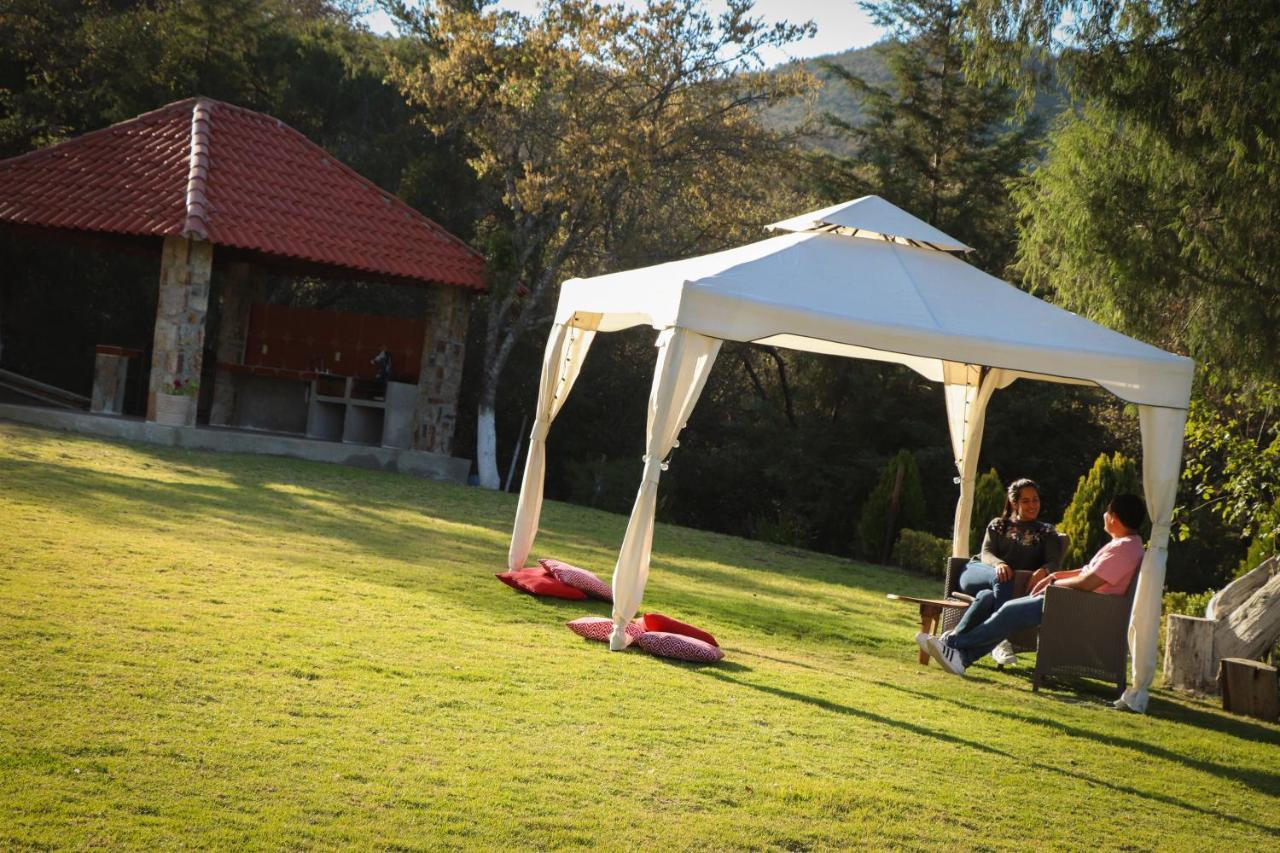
xmin=507 ymin=318 xmax=598 ymax=571
xmin=609 ymin=328 xmax=722 ymax=650
xmin=943 ymin=364 xmax=1005 ymax=557
xmin=1118 ymin=404 xmax=1188 ymax=712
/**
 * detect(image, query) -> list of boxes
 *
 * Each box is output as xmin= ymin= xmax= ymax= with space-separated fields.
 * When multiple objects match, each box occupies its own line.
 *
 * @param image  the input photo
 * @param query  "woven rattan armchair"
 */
xmin=1032 ymin=573 xmax=1139 ymax=695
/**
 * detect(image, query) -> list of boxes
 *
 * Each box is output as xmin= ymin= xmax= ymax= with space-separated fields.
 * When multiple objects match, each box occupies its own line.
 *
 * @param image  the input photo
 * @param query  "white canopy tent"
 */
xmin=507 ymin=196 xmax=1194 ymax=713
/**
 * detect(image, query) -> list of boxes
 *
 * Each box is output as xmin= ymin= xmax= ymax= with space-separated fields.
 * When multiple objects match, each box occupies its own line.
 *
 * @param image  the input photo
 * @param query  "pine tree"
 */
xmin=1059 ymin=452 xmax=1142 ymax=568
xmin=811 ymin=0 xmax=1042 ymax=274
xmin=968 ymin=468 xmax=1004 ymax=555
xmin=857 ymin=449 xmax=928 ymax=562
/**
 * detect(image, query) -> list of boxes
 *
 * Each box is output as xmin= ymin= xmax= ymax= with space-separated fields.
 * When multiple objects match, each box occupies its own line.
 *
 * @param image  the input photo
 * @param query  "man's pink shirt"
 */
xmin=1079 ymin=534 xmax=1144 ymax=595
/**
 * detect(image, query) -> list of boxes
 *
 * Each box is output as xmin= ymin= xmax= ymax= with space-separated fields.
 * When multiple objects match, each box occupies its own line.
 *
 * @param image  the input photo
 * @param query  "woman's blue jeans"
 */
xmin=957 ymin=559 xmax=1015 ymax=608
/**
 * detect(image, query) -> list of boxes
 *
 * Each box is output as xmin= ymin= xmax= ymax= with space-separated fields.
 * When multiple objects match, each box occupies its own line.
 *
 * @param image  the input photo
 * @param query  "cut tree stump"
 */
xmin=1218 ymin=657 xmax=1279 ymax=722
xmin=1164 ymin=614 xmax=1216 ymax=694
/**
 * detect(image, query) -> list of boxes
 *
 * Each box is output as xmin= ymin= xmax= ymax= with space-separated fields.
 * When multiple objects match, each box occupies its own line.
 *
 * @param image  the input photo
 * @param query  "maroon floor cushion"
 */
xmin=566 ymin=616 xmax=646 ymax=646
xmin=642 ymin=612 xmax=718 ymax=647
xmin=539 ymin=558 xmax=613 ymax=602
xmin=496 ymin=567 xmax=588 ymax=600
xmin=636 ymin=631 xmax=724 ymax=663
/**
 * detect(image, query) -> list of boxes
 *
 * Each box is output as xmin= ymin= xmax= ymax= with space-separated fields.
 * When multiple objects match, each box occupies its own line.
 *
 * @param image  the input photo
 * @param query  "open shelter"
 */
xmin=0 ymin=97 xmax=483 ymax=463
xmin=507 ymin=196 xmax=1194 ymax=713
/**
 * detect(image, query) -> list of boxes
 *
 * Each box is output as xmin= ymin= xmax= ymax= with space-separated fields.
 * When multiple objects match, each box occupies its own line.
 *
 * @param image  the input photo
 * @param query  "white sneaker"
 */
xmin=992 ymin=639 xmax=1019 ymax=667
xmin=925 ymin=635 xmax=967 ymax=676
xmin=915 ymin=631 xmax=932 ymax=656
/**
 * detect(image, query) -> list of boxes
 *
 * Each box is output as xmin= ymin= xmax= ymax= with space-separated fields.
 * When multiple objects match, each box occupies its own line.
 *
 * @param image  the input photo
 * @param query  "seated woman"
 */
xmin=920 ymin=493 xmax=1146 ymax=676
xmin=957 ymin=478 xmax=1062 ymax=664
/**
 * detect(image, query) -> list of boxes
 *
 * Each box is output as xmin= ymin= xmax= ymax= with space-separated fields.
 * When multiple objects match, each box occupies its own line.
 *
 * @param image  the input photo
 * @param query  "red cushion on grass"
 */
xmin=495 ymin=567 xmax=588 ymax=600
xmin=641 ymin=612 xmax=718 ymax=647
xmin=636 ymin=631 xmax=724 ymax=663
xmin=565 ymin=617 xmax=646 ymax=646
xmin=539 ymin=558 xmax=613 ymax=602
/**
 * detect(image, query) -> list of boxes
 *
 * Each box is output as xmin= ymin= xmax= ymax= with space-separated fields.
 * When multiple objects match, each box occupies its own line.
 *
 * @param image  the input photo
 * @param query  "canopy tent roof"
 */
xmin=557 ymin=219 xmax=1192 ymax=408
xmin=766 ymin=194 xmax=973 ymax=252
xmin=0 ymin=97 xmax=486 ymax=289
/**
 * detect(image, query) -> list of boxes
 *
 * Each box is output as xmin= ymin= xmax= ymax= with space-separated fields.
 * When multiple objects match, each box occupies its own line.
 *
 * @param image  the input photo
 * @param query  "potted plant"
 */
xmin=154 ymin=378 xmax=198 ymax=426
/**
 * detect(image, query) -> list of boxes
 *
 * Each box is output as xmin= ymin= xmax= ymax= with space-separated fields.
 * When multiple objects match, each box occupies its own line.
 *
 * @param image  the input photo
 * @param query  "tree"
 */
xmin=810 ymin=0 xmax=1043 ymax=273
xmin=857 ymin=449 xmax=928 ymax=563
xmin=1058 ymin=452 xmax=1142 ymax=569
xmin=965 ymin=1 xmax=1280 ymax=383
xmin=969 ymin=467 xmax=1004 ymax=554
xmin=388 ymin=0 xmax=815 ymax=488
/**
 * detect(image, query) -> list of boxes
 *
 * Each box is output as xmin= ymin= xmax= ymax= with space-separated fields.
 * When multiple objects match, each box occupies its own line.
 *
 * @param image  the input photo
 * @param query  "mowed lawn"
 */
xmin=1 ymin=422 xmax=1276 ymax=850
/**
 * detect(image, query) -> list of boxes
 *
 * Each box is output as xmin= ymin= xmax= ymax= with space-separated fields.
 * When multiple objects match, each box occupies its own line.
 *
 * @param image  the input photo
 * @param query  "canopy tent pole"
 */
xmin=507 ymin=318 xmax=598 ymax=571
xmin=1118 ymin=404 xmax=1189 ymax=712
xmin=943 ymin=364 xmax=1004 ymax=557
xmin=609 ymin=328 xmax=722 ymax=650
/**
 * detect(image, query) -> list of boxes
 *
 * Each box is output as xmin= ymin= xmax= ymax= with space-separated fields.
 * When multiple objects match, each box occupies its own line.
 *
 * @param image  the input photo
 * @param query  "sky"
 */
xmin=362 ymin=1 xmax=887 ymax=66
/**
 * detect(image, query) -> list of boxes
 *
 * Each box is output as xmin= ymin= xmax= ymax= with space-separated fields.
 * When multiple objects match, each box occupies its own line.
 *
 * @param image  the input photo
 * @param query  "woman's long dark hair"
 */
xmin=1002 ymin=478 xmax=1041 ymax=522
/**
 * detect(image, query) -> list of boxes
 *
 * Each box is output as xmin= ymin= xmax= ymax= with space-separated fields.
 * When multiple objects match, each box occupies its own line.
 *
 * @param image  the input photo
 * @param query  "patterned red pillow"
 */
xmin=565 ymin=616 xmax=646 ymax=646
xmin=495 ymin=567 xmax=588 ymax=600
xmin=642 ymin=612 xmax=718 ymax=647
xmin=636 ymin=631 xmax=724 ymax=663
xmin=539 ymin=559 xmax=613 ymax=602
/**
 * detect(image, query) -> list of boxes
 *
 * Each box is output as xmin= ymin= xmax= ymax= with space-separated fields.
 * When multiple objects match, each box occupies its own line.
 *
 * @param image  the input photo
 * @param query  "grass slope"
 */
xmin=1 ymin=422 xmax=1276 ymax=849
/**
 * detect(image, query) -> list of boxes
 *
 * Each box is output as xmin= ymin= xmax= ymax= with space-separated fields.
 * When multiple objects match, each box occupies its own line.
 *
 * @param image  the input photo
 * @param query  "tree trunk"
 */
xmin=1218 ymin=658 xmax=1279 ymax=721
xmin=476 ymin=401 xmax=500 ymax=490
xmin=1163 ymin=614 xmax=1216 ymax=694
xmin=1213 ymin=567 xmax=1280 ymax=662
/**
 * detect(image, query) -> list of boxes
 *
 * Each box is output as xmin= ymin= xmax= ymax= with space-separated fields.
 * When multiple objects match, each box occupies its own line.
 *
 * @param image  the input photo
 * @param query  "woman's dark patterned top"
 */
xmin=979 ymin=517 xmax=1063 ymax=572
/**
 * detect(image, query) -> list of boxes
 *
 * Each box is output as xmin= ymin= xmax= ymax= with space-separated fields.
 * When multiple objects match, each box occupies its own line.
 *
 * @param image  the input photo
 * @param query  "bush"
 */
xmin=1162 ymin=589 xmax=1215 ymax=619
xmin=891 ymin=529 xmax=952 ymax=577
xmin=1237 ymin=497 xmax=1279 ymax=578
xmin=1059 ymin=452 xmax=1142 ymax=567
xmin=968 ymin=468 xmax=1005 ymax=556
xmin=857 ymin=449 xmax=927 ymax=562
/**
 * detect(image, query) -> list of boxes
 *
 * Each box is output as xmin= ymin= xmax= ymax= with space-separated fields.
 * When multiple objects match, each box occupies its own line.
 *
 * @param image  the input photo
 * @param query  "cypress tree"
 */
xmin=858 ymin=449 xmax=927 ymax=562
xmin=1059 ymin=452 xmax=1142 ymax=568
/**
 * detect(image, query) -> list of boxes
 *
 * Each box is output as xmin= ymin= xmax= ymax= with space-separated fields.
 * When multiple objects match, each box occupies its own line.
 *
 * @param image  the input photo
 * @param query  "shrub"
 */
xmin=857 ymin=450 xmax=927 ymax=562
xmin=891 ymin=529 xmax=952 ymax=577
xmin=968 ymin=468 xmax=1005 ymax=556
xmin=1162 ymin=589 xmax=1215 ymax=619
xmin=1059 ymin=452 xmax=1142 ymax=567
xmin=1237 ymin=497 xmax=1279 ymax=578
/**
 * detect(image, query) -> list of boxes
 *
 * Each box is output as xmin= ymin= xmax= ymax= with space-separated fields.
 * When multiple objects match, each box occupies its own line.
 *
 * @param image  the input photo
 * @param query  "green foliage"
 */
xmin=1059 ymin=452 xmax=1141 ymax=568
xmin=969 ymin=468 xmax=1005 ymax=555
xmin=891 ymin=528 xmax=951 ymax=577
xmin=1238 ymin=501 xmax=1279 ymax=579
xmin=1162 ymin=590 xmax=1216 ymax=620
xmin=808 ymin=0 xmax=1043 ymax=274
xmin=857 ymin=449 xmax=928 ymax=561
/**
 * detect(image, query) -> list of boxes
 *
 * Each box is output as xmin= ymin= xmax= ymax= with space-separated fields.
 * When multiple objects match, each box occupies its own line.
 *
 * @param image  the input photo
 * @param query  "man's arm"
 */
xmin=1030 ymin=568 xmax=1094 ymax=596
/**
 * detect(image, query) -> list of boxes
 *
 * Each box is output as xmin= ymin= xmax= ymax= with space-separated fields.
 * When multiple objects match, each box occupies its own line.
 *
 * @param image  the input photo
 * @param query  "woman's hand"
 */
xmin=995 ymin=561 xmax=1013 ymax=582
xmin=1028 ymin=567 xmax=1049 ymax=588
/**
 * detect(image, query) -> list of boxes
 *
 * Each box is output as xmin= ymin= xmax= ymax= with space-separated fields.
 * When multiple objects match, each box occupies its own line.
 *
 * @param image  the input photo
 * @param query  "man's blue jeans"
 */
xmin=947 ymin=590 xmax=1046 ymax=666
xmin=958 ymin=560 xmax=1016 ymax=608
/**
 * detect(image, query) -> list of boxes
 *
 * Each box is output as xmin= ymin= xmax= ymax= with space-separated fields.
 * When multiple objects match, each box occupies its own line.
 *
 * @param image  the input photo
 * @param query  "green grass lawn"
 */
xmin=1 ymin=421 xmax=1277 ymax=850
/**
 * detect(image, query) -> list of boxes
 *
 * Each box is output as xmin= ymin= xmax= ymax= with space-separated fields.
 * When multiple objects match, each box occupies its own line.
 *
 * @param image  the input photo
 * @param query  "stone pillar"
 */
xmin=209 ymin=262 xmax=266 ymax=426
xmin=147 ymin=235 xmax=213 ymax=425
xmin=412 ymin=284 xmax=471 ymax=456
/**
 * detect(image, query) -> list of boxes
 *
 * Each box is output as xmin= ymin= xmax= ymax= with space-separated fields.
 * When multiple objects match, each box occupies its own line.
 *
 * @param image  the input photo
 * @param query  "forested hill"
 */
xmin=762 ymin=43 xmax=895 ymax=156
xmin=764 ymin=42 xmax=1066 ymax=157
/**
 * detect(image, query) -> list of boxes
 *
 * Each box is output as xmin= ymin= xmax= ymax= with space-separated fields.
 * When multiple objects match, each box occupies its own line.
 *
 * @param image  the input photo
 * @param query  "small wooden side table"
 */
xmin=887 ymin=593 xmax=974 ymax=665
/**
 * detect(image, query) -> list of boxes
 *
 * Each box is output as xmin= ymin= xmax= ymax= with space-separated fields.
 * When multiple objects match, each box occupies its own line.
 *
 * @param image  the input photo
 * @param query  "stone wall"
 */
xmin=147 ymin=236 xmax=212 ymax=424
xmin=412 ymin=284 xmax=471 ymax=456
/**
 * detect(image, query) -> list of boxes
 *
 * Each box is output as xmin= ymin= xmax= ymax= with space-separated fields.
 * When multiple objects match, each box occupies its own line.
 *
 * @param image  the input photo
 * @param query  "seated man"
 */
xmin=918 ymin=493 xmax=1146 ymax=676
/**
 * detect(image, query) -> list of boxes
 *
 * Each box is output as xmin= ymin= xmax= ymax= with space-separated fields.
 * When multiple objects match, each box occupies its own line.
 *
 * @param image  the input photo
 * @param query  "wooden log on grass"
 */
xmin=1164 ymin=614 xmax=1217 ymax=694
xmin=1218 ymin=657 xmax=1280 ymax=722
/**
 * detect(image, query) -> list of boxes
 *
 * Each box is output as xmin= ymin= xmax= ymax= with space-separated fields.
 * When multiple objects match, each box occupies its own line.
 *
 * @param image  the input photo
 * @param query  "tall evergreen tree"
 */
xmin=812 ymin=0 xmax=1043 ymax=273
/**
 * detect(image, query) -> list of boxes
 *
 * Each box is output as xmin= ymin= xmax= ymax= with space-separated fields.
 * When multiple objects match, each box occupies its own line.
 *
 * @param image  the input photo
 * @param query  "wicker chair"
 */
xmin=941 ymin=532 xmax=1071 ymax=655
xmin=1032 ymin=572 xmax=1139 ymax=695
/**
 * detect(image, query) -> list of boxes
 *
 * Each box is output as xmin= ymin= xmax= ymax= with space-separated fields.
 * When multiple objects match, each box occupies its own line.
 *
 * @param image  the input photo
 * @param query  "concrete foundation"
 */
xmin=0 ymin=402 xmax=470 ymax=483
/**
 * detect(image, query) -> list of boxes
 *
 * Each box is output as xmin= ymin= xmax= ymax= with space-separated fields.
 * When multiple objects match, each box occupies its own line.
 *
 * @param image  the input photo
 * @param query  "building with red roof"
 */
xmin=0 ymin=97 xmax=484 ymax=464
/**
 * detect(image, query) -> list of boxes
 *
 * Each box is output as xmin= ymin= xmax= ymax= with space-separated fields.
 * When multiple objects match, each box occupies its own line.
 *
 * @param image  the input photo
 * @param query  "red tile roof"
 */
xmin=0 ymin=98 xmax=485 ymax=289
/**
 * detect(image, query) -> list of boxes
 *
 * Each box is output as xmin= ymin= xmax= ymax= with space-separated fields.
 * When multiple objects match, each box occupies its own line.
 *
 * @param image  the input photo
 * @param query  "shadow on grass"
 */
xmin=704 ymin=670 xmax=1278 ymax=835
xmin=878 ymin=681 xmax=1280 ymax=798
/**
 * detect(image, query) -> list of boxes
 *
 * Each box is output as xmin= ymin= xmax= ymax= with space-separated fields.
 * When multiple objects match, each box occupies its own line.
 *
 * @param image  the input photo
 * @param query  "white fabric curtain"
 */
xmin=609 ymin=328 xmax=722 ymax=649
xmin=943 ymin=365 xmax=1004 ymax=557
xmin=1118 ymin=404 xmax=1188 ymax=713
xmin=507 ymin=321 xmax=597 ymax=570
